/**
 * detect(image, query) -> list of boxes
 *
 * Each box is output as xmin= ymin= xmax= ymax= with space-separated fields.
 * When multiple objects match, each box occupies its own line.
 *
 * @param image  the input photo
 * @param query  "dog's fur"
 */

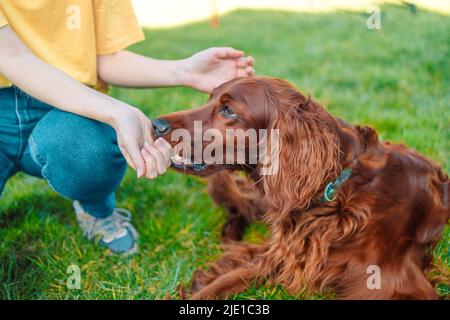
xmin=157 ymin=77 xmax=449 ymax=299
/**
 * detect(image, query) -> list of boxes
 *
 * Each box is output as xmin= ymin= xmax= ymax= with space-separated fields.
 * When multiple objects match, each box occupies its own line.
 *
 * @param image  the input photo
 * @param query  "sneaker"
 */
xmin=73 ymin=201 xmax=139 ymax=255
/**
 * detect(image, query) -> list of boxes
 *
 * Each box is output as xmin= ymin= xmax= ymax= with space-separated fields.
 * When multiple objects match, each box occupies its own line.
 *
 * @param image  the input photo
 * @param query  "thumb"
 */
xmin=214 ymin=47 xmax=244 ymax=59
xmin=145 ymin=121 xmax=155 ymax=144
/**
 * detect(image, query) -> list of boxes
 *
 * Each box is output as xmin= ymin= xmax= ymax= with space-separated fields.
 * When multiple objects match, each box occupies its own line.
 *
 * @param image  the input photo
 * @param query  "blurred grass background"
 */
xmin=0 ymin=4 xmax=449 ymax=299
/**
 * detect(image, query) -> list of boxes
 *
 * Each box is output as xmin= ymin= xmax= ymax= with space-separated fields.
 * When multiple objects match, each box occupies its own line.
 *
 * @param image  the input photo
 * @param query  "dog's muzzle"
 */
xmin=152 ymin=119 xmax=171 ymax=137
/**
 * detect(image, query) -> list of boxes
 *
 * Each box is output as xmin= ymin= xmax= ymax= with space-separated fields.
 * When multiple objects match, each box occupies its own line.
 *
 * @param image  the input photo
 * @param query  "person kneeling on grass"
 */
xmin=0 ymin=1 xmax=254 ymax=255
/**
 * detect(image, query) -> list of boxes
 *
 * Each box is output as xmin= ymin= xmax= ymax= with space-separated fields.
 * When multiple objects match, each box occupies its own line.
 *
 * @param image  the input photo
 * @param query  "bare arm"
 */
xmin=97 ymin=50 xmax=185 ymax=88
xmin=0 ymin=26 xmax=170 ymax=179
xmin=0 ymin=26 xmax=121 ymax=125
xmin=97 ymin=48 xmax=255 ymax=93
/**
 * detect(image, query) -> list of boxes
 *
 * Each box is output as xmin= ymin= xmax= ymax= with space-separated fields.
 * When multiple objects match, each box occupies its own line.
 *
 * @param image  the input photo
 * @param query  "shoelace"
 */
xmin=83 ymin=208 xmax=134 ymax=241
xmin=113 ymin=208 xmax=132 ymax=221
xmin=112 ymin=208 xmax=138 ymax=238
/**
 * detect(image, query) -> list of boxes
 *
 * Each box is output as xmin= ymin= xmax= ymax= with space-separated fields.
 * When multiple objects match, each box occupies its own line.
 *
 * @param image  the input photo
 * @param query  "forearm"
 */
xmin=97 ymin=50 xmax=187 ymax=88
xmin=0 ymin=27 xmax=127 ymax=127
xmin=0 ymin=26 xmax=173 ymax=178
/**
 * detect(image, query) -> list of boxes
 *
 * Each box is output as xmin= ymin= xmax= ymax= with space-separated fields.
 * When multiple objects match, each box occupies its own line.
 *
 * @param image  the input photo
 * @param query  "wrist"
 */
xmin=174 ymin=57 xmax=193 ymax=88
xmin=107 ymin=101 xmax=134 ymax=129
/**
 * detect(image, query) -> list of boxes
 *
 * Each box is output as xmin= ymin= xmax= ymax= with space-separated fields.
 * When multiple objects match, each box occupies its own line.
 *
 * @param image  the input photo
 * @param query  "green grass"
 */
xmin=1 ymin=5 xmax=449 ymax=299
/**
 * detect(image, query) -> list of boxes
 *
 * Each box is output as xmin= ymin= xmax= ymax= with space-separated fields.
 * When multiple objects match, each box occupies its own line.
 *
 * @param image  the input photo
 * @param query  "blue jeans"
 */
xmin=0 ymin=86 xmax=127 ymax=217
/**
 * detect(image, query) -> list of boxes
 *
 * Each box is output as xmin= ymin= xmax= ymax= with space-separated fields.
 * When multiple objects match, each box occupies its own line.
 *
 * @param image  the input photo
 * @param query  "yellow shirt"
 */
xmin=0 ymin=0 xmax=145 ymax=92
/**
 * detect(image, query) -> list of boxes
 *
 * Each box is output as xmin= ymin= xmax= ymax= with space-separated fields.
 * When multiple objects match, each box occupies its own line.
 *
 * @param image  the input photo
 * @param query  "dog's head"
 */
xmin=153 ymin=77 xmax=279 ymax=175
xmin=154 ymin=76 xmax=342 ymax=217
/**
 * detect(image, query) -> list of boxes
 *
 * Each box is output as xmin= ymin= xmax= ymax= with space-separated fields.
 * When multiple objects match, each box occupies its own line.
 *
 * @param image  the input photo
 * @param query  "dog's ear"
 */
xmin=260 ymin=94 xmax=341 ymax=224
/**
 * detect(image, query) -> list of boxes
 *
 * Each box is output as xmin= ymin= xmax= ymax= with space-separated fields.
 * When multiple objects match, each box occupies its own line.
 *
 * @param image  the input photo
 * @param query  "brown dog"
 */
xmin=153 ymin=77 xmax=449 ymax=299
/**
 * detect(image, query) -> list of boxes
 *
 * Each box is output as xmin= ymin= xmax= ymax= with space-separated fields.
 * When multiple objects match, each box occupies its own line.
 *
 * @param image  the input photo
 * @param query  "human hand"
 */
xmin=181 ymin=47 xmax=255 ymax=93
xmin=111 ymin=105 xmax=171 ymax=179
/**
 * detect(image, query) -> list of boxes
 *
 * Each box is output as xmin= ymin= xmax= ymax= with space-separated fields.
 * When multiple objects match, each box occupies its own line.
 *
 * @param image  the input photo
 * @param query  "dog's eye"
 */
xmin=220 ymin=105 xmax=239 ymax=119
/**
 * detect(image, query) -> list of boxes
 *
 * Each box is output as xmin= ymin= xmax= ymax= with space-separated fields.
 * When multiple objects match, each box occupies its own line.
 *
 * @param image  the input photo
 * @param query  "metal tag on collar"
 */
xmin=324 ymin=182 xmax=337 ymax=201
xmin=323 ymin=168 xmax=352 ymax=202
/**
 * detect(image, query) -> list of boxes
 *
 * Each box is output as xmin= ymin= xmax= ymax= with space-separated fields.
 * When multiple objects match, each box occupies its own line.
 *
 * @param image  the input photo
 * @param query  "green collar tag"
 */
xmin=323 ymin=168 xmax=352 ymax=202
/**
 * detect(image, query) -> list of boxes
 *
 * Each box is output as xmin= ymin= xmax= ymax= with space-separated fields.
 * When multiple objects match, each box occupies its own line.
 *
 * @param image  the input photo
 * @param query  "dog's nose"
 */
xmin=152 ymin=119 xmax=171 ymax=137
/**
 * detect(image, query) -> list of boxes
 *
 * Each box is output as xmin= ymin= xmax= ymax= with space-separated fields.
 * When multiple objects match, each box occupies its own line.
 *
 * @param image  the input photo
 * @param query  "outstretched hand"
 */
xmin=182 ymin=47 xmax=255 ymax=93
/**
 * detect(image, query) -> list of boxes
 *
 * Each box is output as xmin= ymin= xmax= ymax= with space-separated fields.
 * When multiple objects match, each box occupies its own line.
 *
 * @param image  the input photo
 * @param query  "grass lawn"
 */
xmin=1 ymin=5 xmax=449 ymax=299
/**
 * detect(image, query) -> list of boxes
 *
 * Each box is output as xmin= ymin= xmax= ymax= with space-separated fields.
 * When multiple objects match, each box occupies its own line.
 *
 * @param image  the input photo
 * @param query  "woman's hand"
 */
xmin=181 ymin=47 xmax=255 ymax=93
xmin=111 ymin=105 xmax=171 ymax=179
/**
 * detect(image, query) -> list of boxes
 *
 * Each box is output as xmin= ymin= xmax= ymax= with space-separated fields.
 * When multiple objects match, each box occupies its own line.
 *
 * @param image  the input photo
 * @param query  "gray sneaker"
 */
xmin=73 ymin=201 xmax=139 ymax=255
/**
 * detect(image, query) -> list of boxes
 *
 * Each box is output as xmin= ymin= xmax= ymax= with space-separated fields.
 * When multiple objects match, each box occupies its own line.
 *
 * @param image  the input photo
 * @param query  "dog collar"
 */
xmin=322 ymin=168 xmax=352 ymax=202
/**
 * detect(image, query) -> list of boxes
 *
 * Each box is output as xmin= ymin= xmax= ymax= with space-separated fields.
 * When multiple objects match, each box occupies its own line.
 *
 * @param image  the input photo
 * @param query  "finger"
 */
xmin=236 ymin=56 xmax=254 ymax=68
xmin=154 ymin=138 xmax=172 ymax=165
xmin=119 ymin=145 xmax=135 ymax=170
xmin=141 ymin=148 xmax=158 ymax=179
xmin=235 ymin=57 xmax=248 ymax=68
xmin=236 ymin=66 xmax=254 ymax=78
xmin=245 ymin=66 xmax=255 ymax=76
xmin=144 ymin=120 xmax=155 ymax=144
xmin=126 ymin=142 xmax=146 ymax=178
xmin=144 ymin=142 xmax=168 ymax=175
xmin=215 ymin=47 xmax=244 ymax=59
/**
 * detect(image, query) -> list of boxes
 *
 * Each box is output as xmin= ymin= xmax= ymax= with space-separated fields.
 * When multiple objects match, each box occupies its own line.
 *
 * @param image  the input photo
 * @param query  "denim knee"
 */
xmin=28 ymin=109 xmax=127 ymax=202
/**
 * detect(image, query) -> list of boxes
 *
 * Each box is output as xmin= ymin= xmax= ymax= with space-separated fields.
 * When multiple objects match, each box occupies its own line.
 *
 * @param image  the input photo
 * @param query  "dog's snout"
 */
xmin=152 ymin=119 xmax=171 ymax=137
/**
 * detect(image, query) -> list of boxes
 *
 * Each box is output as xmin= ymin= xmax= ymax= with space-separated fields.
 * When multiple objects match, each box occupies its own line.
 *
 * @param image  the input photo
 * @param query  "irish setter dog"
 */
xmin=153 ymin=77 xmax=449 ymax=299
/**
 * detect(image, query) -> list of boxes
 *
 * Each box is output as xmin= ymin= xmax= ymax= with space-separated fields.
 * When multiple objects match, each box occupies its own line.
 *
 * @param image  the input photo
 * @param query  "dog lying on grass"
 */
xmin=153 ymin=76 xmax=449 ymax=299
